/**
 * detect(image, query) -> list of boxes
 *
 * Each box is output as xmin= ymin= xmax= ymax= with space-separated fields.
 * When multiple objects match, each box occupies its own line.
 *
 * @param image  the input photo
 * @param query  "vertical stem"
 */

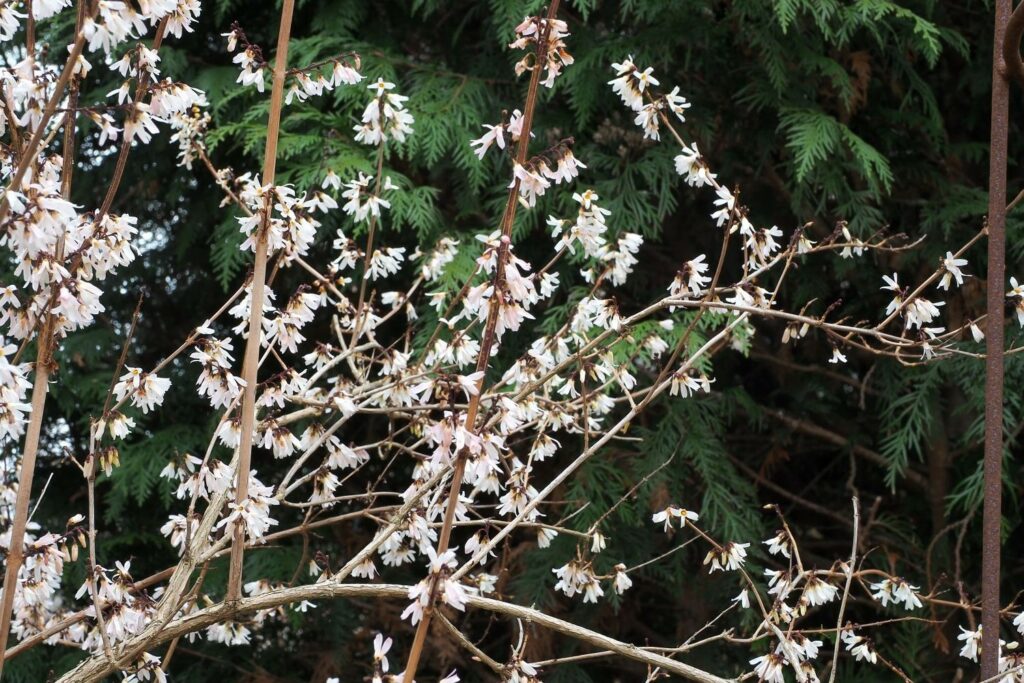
xmin=25 ymin=1 xmax=35 ymax=70
xmin=399 ymin=3 xmax=560 ymax=680
xmin=96 ymin=19 xmax=168 ymax=222
xmin=350 ymin=143 xmax=387 ymax=352
xmin=0 ymin=356 xmax=50 ymax=680
xmin=827 ymin=497 xmax=859 ymax=683
xmin=0 ymin=3 xmax=90 ymax=672
xmin=226 ymin=0 xmax=295 ymax=602
xmin=982 ymin=0 xmax=1010 ymax=678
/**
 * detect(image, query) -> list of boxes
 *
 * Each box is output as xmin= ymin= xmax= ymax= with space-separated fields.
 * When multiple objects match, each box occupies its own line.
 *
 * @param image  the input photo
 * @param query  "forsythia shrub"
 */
xmin=0 ymin=2 xmax=1021 ymax=682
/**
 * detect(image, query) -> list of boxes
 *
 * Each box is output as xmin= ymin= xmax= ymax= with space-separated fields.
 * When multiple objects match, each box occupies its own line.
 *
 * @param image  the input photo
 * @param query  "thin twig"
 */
xmin=827 ymin=497 xmax=860 ymax=683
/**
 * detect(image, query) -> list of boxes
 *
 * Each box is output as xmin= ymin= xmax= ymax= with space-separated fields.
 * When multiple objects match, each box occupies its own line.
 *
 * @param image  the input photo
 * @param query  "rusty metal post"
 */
xmin=983 ymin=0 xmax=1012 ymax=678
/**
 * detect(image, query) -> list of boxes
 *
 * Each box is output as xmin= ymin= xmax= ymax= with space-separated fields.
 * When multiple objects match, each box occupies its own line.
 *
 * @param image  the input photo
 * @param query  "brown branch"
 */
xmin=95 ymin=18 xmax=169 ymax=222
xmin=827 ymin=497 xmax=859 ymax=683
xmin=0 ymin=7 xmax=94 ymax=671
xmin=226 ymin=0 xmax=296 ymax=602
xmin=55 ymin=584 xmax=733 ymax=683
xmin=728 ymin=454 xmax=853 ymax=528
xmin=436 ymin=613 xmax=504 ymax=675
xmin=0 ymin=337 xmax=54 ymax=678
xmin=399 ymin=4 xmax=562 ymax=680
xmin=765 ymin=408 xmax=929 ymax=490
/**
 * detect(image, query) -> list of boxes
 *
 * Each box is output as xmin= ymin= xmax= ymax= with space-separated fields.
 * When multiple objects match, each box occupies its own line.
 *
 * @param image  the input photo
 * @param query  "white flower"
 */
xmin=582 ymin=575 xmax=604 ymax=603
xmin=373 ymin=632 xmax=393 ymax=672
xmin=96 ymin=411 xmax=135 ymax=441
xmin=470 ymin=121 xmax=507 ymax=159
xmin=1010 ymin=277 xmax=1024 ymax=326
xmin=633 ymin=103 xmax=661 ymax=140
xmin=801 ymin=575 xmax=838 ymax=606
xmin=711 ymin=185 xmax=735 ymax=227
xmin=367 ymin=247 xmax=406 ymax=280
xmin=612 ymin=564 xmax=632 ymax=594
xmin=537 ymin=527 xmax=558 ymax=548
xmin=674 ymin=143 xmax=716 ymax=187
xmin=881 ymin=272 xmax=903 ymax=315
xmin=939 ymin=251 xmax=969 ymax=290
xmin=321 ymin=169 xmax=341 ymax=191
xmin=670 ymin=370 xmax=713 ymax=398
xmin=609 ymin=56 xmax=644 ymax=111
xmin=763 ymin=530 xmax=791 ymax=559
xmin=703 ymin=542 xmax=749 ymax=572
xmin=214 ymin=486 xmax=279 ymax=542
xmin=958 ymin=625 xmax=982 ymax=662
xmin=553 ymin=559 xmax=604 ymax=603
xmin=744 ymin=225 xmax=784 ymax=267
xmin=839 ymin=224 xmax=866 ymax=259
xmin=551 ymin=190 xmax=610 ymax=256
xmin=341 ymin=172 xmax=394 ymax=223
xmin=651 ymin=505 xmax=699 ymax=531
xmin=0 ymin=4 xmax=25 ymax=41
xmin=351 ymin=557 xmax=377 ymax=579
xmin=331 ymin=61 xmax=363 ymax=86
xmin=113 ymin=368 xmax=171 ymax=414
xmin=544 ymin=148 xmax=586 ymax=184
xmin=354 ymin=79 xmax=414 ymax=145
xmin=870 ymin=577 xmax=923 ymax=610
xmin=539 ymin=271 xmax=560 ymax=298
xmin=750 ymin=653 xmax=785 ymax=683
xmin=905 ymin=297 xmax=944 ymax=330
xmin=842 ymin=630 xmax=877 ymax=664
xmin=207 ymin=621 xmax=251 ymax=646
xmin=664 ymin=86 xmax=691 ymax=121
xmin=511 ymin=162 xmax=550 ymax=207
xmin=122 ymin=653 xmax=167 ymax=683
xmin=668 ymin=254 xmax=710 ymax=304
xmin=634 ymin=66 xmax=659 ymax=91
xmin=401 ymin=547 xmax=466 ymax=624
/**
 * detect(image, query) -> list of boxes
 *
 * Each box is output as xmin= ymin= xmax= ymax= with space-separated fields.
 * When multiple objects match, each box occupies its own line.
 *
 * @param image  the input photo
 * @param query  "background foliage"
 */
xmin=10 ymin=0 xmax=1024 ymax=680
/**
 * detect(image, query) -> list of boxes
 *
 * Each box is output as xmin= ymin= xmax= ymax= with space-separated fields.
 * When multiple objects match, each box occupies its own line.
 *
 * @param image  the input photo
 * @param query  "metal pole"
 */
xmin=983 ymin=0 xmax=1011 ymax=677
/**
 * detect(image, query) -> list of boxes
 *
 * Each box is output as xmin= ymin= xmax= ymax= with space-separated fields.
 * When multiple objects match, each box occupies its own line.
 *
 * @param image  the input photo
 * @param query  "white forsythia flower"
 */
xmin=651 ymin=505 xmax=699 ymax=532
xmin=957 ymin=625 xmax=982 ymax=662
xmin=703 ymin=542 xmax=749 ymax=573
xmin=938 ymin=251 xmax=969 ymax=290
xmin=113 ymin=367 xmax=171 ymax=413
xmin=354 ymin=79 xmax=414 ymax=145
xmin=870 ymin=577 xmax=923 ymax=610
xmin=402 ymin=548 xmax=466 ymax=624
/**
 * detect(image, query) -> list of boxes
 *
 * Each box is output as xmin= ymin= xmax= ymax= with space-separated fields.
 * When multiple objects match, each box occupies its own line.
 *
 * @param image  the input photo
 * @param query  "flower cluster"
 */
xmin=609 ymin=56 xmax=689 ymax=140
xmin=113 ymin=367 xmax=172 ymax=414
xmin=402 ymin=548 xmax=468 ymax=624
xmin=354 ymin=78 xmax=414 ymax=145
xmin=234 ymin=175 xmax=337 ymax=263
xmin=190 ymin=328 xmax=245 ymax=409
xmin=0 ymin=339 xmax=31 ymax=441
xmin=510 ymin=15 xmax=573 ymax=87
